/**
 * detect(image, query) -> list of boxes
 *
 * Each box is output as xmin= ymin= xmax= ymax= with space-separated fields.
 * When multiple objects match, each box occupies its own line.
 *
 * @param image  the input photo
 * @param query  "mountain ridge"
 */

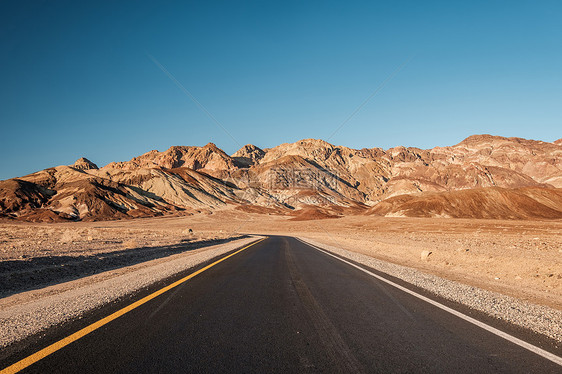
xmin=1 ymin=134 xmax=561 ymax=222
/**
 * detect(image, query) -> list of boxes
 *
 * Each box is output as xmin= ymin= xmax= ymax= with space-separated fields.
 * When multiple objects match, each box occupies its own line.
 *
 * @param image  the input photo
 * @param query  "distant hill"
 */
xmin=1 ymin=135 xmax=562 ymax=221
xmin=367 ymin=187 xmax=562 ymax=219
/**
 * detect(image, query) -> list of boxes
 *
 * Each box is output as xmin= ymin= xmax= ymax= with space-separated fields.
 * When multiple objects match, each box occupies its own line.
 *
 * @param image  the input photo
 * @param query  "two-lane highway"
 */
xmin=2 ymin=236 xmax=561 ymax=373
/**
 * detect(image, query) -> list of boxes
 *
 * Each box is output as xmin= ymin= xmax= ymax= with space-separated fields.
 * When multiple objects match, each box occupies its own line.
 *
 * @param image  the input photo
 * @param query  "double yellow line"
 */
xmin=1 ymin=238 xmax=265 ymax=374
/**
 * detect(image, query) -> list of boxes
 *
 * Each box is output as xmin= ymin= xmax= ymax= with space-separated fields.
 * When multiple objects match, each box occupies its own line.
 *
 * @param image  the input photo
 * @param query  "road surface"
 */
xmin=2 ymin=236 xmax=561 ymax=373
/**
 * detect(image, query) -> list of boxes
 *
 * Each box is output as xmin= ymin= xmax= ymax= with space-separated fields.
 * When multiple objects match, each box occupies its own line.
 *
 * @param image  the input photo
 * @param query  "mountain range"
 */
xmin=1 ymin=135 xmax=561 ymax=222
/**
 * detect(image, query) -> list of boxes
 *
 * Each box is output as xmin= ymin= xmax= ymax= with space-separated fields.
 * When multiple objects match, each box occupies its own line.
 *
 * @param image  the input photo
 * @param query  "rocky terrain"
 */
xmin=1 ymin=135 xmax=561 ymax=222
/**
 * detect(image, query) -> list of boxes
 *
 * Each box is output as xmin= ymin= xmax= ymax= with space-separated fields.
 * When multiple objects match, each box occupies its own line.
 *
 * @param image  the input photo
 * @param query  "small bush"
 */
xmin=122 ymin=239 xmax=139 ymax=249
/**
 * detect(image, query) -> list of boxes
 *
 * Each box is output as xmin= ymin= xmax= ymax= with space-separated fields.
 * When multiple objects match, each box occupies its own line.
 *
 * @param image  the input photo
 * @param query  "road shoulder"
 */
xmin=298 ymin=236 xmax=562 ymax=344
xmin=0 ymin=236 xmax=261 ymax=349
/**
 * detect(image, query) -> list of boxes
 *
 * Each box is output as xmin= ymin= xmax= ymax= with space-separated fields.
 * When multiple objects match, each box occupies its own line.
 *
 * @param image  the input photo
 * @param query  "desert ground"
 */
xmin=1 ymin=210 xmax=560 ymax=310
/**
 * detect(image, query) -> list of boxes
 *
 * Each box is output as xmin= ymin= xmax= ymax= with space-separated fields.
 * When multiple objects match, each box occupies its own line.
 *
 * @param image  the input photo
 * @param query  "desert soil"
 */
xmin=1 ymin=210 xmax=561 ymax=311
xmin=0 ymin=209 xmax=562 ymax=344
xmin=0 ymin=223 xmax=244 ymax=298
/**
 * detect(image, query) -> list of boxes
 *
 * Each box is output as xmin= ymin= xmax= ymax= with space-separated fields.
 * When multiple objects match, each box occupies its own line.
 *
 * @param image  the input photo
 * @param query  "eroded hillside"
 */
xmin=1 ymin=135 xmax=561 ymax=221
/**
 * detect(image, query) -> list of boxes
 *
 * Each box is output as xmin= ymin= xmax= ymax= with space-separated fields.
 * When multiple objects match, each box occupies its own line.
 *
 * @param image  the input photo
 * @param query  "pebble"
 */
xmin=420 ymin=250 xmax=432 ymax=260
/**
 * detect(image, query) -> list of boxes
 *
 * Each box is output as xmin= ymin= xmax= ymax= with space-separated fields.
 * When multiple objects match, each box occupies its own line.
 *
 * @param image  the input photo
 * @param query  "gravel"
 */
xmin=0 ymin=236 xmax=260 ymax=348
xmin=299 ymin=237 xmax=562 ymax=343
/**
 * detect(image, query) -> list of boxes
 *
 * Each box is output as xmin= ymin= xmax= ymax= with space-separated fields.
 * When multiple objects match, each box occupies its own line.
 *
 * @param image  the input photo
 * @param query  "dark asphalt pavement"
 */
xmin=7 ymin=236 xmax=562 ymax=373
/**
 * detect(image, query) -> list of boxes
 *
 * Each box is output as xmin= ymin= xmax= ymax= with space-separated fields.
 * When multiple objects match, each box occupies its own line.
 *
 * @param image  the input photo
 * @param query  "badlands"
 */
xmin=1 ymin=134 xmax=561 ymax=222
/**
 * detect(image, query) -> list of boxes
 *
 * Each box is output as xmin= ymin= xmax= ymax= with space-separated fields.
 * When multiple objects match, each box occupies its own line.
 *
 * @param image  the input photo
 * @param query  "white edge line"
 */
xmin=295 ymin=237 xmax=562 ymax=367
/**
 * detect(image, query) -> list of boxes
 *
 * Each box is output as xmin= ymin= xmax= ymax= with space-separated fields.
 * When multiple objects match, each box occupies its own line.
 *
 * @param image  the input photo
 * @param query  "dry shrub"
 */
xmin=60 ymin=229 xmax=81 ymax=244
xmin=122 ymin=239 xmax=139 ymax=249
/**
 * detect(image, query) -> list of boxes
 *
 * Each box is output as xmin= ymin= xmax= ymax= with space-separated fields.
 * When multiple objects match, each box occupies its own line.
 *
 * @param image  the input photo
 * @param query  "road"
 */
xmin=2 ymin=236 xmax=562 ymax=373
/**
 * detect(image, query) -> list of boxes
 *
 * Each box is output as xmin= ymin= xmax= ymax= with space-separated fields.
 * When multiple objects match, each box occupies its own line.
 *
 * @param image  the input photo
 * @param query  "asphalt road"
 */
xmin=4 ymin=236 xmax=562 ymax=373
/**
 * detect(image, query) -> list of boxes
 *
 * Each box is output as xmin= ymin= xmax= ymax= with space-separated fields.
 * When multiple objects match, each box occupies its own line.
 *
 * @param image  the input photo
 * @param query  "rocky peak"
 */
xmin=232 ymin=144 xmax=266 ymax=167
xmin=233 ymin=144 xmax=265 ymax=159
xmin=456 ymin=134 xmax=508 ymax=147
xmin=72 ymin=157 xmax=98 ymax=171
xmin=300 ymin=138 xmax=332 ymax=145
xmin=203 ymin=142 xmax=219 ymax=149
xmin=261 ymin=139 xmax=336 ymax=164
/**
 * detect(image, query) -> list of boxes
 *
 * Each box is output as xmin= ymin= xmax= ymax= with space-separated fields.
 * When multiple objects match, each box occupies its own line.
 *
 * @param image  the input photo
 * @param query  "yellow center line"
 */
xmin=1 ymin=237 xmax=266 ymax=374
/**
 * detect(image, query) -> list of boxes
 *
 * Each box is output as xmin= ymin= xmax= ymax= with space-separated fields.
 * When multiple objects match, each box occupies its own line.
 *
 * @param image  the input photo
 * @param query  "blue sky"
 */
xmin=1 ymin=0 xmax=561 ymax=180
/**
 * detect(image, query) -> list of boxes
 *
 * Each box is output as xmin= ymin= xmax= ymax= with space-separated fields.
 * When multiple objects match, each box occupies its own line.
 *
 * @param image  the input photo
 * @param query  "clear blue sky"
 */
xmin=1 ymin=0 xmax=561 ymax=180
